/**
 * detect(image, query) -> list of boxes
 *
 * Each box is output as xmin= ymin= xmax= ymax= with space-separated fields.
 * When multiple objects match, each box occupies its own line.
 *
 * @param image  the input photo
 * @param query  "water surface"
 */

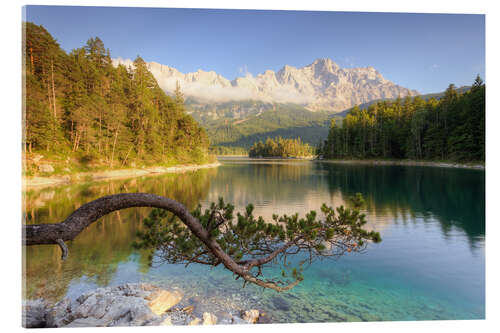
xmin=23 ymin=158 xmax=485 ymax=322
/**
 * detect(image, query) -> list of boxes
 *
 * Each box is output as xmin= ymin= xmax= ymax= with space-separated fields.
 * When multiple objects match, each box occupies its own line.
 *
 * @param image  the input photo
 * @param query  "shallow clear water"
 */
xmin=23 ymin=158 xmax=485 ymax=322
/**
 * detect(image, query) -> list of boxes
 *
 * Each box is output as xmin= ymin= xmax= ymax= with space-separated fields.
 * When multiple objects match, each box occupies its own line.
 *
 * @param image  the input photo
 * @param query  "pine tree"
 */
xmin=23 ymin=22 xmax=211 ymax=173
xmin=321 ymin=78 xmax=485 ymax=163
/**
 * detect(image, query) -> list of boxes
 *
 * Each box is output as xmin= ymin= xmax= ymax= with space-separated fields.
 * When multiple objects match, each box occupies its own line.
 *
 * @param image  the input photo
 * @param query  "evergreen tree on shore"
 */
xmin=319 ymin=78 xmax=485 ymax=163
xmin=23 ymin=22 xmax=210 ymax=168
xmin=248 ymin=136 xmax=313 ymax=158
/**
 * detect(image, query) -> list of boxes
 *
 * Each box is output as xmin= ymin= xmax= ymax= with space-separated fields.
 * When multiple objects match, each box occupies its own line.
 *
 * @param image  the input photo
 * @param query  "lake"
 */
xmin=23 ymin=158 xmax=485 ymax=323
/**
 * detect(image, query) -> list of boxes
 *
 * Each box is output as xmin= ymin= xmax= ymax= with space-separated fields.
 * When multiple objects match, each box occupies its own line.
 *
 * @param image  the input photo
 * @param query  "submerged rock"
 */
xmin=257 ymin=311 xmax=273 ymax=324
xmin=230 ymin=315 xmax=248 ymax=325
xmin=271 ymin=296 xmax=291 ymax=311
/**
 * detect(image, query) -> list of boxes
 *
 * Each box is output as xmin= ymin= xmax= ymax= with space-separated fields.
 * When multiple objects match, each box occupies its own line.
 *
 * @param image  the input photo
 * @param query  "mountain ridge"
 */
xmin=112 ymin=57 xmax=418 ymax=113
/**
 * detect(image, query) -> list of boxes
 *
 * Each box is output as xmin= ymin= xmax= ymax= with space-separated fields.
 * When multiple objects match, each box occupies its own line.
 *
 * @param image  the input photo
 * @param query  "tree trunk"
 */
xmin=44 ymin=69 xmax=52 ymax=116
xmin=73 ymin=132 xmax=80 ymax=152
xmin=110 ymin=128 xmax=119 ymax=167
xmin=22 ymin=193 xmax=299 ymax=292
xmin=122 ymin=146 xmax=133 ymax=166
xmin=98 ymin=112 xmax=102 ymax=154
xmin=51 ymin=59 xmax=57 ymax=119
xmin=29 ymin=47 xmax=34 ymax=75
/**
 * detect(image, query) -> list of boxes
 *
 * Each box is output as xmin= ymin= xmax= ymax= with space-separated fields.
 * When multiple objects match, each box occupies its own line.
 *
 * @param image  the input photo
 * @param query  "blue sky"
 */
xmin=25 ymin=6 xmax=485 ymax=94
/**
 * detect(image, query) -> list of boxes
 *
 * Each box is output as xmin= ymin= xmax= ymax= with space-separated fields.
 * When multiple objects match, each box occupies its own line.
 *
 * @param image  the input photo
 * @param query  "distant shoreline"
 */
xmin=23 ymin=162 xmax=221 ymax=190
xmin=317 ymin=159 xmax=484 ymax=170
xmin=247 ymin=156 xmax=315 ymax=160
xmin=216 ymin=155 xmax=247 ymax=157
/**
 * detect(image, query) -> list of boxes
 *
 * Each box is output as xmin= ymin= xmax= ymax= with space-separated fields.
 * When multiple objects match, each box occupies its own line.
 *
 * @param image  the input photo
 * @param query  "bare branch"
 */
xmin=238 ymin=238 xmax=299 ymax=270
xmin=55 ymin=238 xmax=68 ymax=260
xmin=23 ymin=193 xmax=380 ymax=292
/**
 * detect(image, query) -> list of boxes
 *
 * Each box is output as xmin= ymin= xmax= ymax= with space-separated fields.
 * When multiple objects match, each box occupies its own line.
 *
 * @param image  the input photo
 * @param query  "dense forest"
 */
xmin=248 ymin=137 xmax=313 ymax=158
xmin=318 ymin=77 xmax=485 ymax=162
xmin=23 ymin=22 xmax=211 ymax=174
xmin=202 ymin=107 xmax=335 ymax=152
xmin=209 ymin=145 xmax=247 ymax=155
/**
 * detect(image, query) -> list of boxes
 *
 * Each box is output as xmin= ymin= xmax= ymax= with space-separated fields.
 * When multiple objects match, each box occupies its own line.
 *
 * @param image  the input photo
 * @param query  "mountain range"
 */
xmin=112 ymin=58 xmax=418 ymax=113
xmin=112 ymin=57 xmax=420 ymax=150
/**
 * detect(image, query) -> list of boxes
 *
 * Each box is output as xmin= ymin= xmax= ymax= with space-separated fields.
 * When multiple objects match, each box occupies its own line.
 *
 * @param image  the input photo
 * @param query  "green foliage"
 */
xmin=23 ymin=22 xmax=210 ymax=170
xmin=348 ymin=192 xmax=366 ymax=209
xmin=319 ymin=79 xmax=485 ymax=163
xmin=134 ymin=196 xmax=381 ymax=289
xmin=209 ymin=145 xmax=248 ymax=155
xmin=248 ymin=136 xmax=313 ymax=158
xmin=193 ymin=103 xmax=336 ymax=150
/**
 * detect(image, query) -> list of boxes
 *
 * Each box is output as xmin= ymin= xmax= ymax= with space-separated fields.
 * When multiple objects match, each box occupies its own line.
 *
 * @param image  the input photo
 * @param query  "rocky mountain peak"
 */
xmin=310 ymin=58 xmax=339 ymax=72
xmin=113 ymin=57 xmax=418 ymax=112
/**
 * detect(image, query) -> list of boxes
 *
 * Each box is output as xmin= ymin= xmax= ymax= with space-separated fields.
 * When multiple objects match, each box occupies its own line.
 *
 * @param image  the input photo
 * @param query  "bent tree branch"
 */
xmin=23 ymin=193 xmax=381 ymax=292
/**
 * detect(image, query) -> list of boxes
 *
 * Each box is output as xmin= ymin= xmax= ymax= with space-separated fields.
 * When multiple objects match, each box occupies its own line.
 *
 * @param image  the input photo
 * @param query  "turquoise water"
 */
xmin=23 ymin=158 xmax=485 ymax=322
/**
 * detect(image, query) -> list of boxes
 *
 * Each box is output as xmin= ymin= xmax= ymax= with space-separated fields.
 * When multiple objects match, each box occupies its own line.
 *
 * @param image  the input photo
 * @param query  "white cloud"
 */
xmin=238 ymin=64 xmax=252 ymax=77
xmin=112 ymin=57 xmax=135 ymax=69
xmin=430 ymin=64 xmax=439 ymax=71
xmin=113 ymin=57 xmax=312 ymax=104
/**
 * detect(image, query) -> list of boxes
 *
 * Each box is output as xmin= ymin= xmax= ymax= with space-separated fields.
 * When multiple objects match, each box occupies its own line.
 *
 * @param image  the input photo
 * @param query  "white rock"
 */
xmin=148 ymin=289 xmax=183 ymax=315
xmin=241 ymin=309 xmax=260 ymax=323
xmin=188 ymin=317 xmax=201 ymax=325
xmin=41 ymin=283 xmax=179 ymax=328
xmin=202 ymin=312 xmax=217 ymax=325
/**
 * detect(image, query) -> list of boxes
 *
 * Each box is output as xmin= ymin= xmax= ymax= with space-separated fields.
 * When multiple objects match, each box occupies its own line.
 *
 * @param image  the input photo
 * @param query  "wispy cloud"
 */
xmin=113 ymin=58 xmax=313 ymax=104
xmin=341 ymin=56 xmax=356 ymax=68
xmin=238 ymin=64 xmax=253 ymax=78
xmin=429 ymin=64 xmax=439 ymax=71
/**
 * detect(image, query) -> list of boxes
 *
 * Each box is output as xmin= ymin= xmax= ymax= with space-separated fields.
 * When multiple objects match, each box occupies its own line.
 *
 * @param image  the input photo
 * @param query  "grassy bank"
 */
xmin=23 ymin=162 xmax=221 ymax=189
xmin=23 ymin=151 xmax=220 ymax=189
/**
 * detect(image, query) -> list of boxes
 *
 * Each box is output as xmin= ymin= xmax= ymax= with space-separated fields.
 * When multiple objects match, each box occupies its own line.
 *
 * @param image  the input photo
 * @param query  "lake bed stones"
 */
xmin=270 ymin=295 xmax=291 ymax=311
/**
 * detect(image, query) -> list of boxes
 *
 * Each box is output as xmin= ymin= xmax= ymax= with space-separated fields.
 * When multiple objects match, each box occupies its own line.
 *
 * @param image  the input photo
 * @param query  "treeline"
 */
xmin=23 ymin=22 xmax=210 ymax=170
xmin=318 ymin=77 xmax=485 ymax=162
xmin=204 ymin=108 xmax=333 ymax=149
xmin=209 ymin=145 xmax=247 ymax=156
xmin=248 ymin=137 xmax=313 ymax=158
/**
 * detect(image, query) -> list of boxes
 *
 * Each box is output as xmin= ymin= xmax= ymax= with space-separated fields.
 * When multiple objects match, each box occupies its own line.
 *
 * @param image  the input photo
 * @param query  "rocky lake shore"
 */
xmin=22 ymin=283 xmax=269 ymax=328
